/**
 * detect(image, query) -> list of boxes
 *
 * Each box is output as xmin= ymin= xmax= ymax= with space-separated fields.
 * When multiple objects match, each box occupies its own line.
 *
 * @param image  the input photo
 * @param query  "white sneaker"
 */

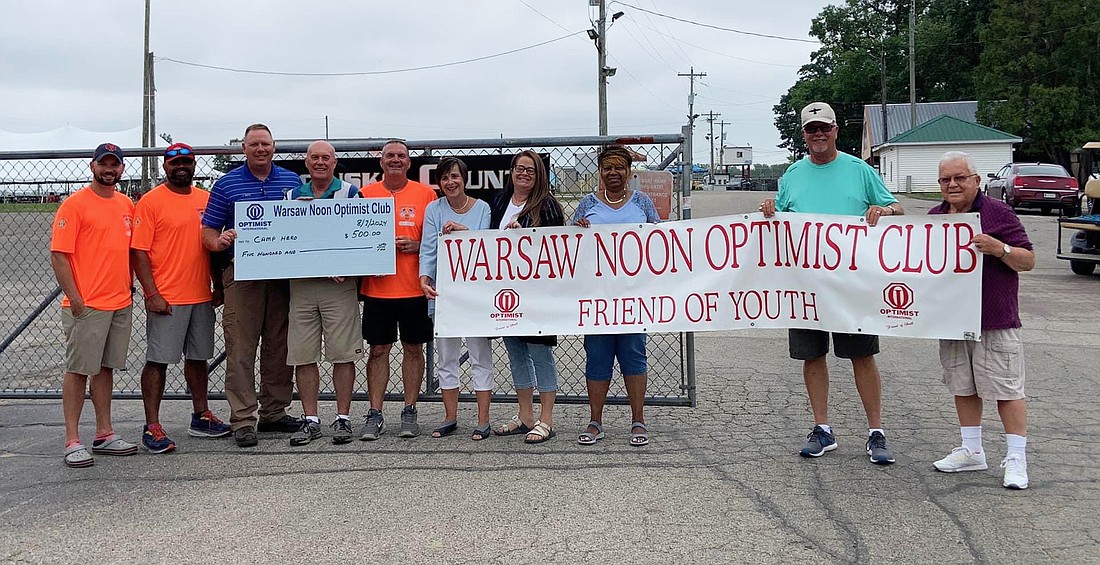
xmin=1001 ymin=454 xmax=1029 ymax=490
xmin=933 ymin=446 xmax=988 ymax=473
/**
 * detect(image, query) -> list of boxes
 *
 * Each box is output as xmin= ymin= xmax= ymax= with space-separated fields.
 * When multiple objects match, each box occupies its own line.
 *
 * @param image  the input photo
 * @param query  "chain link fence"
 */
xmin=0 ymin=134 xmax=695 ymax=406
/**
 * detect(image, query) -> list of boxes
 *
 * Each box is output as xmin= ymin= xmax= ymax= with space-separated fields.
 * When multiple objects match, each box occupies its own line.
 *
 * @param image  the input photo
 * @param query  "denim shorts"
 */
xmin=583 ymin=333 xmax=647 ymax=381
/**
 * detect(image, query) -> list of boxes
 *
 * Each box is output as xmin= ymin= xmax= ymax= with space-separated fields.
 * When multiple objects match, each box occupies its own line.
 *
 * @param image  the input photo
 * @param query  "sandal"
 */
xmin=431 ymin=419 xmax=458 ymax=438
xmin=63 ymin=444 xmax=94 ymax=468
xmin=90 ymin=434 xmax=138 ymax=456
xmin=494 ymin=415 xmax=533 ymax=436
xmin=524 ymin=420 xmax=556 ymax=444
xmin=577 ymin=421 xmax=605 ymax=445
xmin=471 ymin=422 xmax=492 ymax=441
xmin=630 ymin=422 xmax=650 ymax=447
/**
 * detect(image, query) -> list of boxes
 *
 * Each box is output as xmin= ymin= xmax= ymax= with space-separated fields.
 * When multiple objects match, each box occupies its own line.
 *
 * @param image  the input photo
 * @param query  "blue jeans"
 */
xmin=503 ymin=337 xmax=558 ymax=392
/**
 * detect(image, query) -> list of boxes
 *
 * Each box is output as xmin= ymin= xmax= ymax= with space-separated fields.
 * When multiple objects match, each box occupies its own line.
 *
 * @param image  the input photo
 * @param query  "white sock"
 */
xmin=337 ymin=414 xmax=349 ymax=421
xmin=961 ymin=426 xmax=983 ymax=454
xmin=305 ymin=415 xmax=320 ymax=424
xmin=818 ymin=424 xmax=833 ymax=435
xmin=868 ymin=428 xmax=884 ymax=437
xmin=1005 ymin=434 xmax=1027 ymax=460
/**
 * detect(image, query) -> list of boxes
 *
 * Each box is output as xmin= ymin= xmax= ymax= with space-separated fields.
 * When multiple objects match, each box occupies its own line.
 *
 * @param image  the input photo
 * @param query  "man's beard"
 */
xmin=93 ymin=171 xmax=118 ymax=186
xmin=168 ymin=169 xmax=194 ymax=188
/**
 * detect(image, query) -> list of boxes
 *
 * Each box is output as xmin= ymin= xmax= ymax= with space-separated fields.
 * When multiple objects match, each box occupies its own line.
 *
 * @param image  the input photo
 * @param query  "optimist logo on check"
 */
xmin=246 ymin=204 xmax=265 ymax=221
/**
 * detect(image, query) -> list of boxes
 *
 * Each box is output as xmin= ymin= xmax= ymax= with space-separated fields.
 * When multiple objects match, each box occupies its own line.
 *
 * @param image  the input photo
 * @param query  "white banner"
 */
xmin=434 ymin=212 xmax=983 ymax=340
xmin=233 ymin=199 xmax=396 ymax=280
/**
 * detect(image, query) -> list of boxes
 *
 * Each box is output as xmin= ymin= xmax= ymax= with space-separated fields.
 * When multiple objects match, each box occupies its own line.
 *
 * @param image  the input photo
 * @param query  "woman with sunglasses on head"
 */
xmin=572 ymin=144 xmax=660 ymax=447
xmin=419 ymin=157 xmax=494 ymax=440
xmin=488 ymin=150 xmax=565 ymax=444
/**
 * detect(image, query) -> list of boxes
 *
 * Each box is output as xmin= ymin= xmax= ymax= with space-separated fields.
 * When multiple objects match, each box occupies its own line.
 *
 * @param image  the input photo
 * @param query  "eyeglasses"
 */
xmin=802 ymin=124 xmax=833 ymax=134
xmin=512 ymin=165 xmax=536 ymax=175
xmin=165 ymin=147 xmax=194 ymax=158
xmin=937 ymin=174 xmax=977 ymax=186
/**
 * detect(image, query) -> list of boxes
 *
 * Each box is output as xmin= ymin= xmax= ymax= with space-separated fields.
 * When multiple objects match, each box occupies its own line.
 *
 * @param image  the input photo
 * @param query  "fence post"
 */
xmin=680 ymin=124 xmax=697 ymax=407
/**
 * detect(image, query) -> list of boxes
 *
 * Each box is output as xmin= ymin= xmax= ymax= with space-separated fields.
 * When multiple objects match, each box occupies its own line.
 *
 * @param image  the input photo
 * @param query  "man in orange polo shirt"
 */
xmin=132 ymin=143 xmax=233 ymax=454
xmin=358 ymin=139 xmax=437 ymax=440
xmin=50 ymin=142 xmax=140 ymax=468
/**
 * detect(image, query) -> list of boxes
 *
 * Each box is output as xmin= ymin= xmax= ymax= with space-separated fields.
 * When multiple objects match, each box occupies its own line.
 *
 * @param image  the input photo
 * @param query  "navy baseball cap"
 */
xmin=93 ymin=143 xmax=124 ymax=163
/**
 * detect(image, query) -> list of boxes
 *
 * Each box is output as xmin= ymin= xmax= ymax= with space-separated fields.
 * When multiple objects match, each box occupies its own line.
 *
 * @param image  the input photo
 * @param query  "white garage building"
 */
xmin=873 ymin=115 xmax=1020 ymax=193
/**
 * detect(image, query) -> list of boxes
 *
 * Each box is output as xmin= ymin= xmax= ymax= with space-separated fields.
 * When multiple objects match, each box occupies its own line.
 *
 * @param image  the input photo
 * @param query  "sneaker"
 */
xmin=399 ymin=405 xmax=420 ymax=438
xmin=257 ymin=415 xmax=303 ymax=433
xmin=142 ymin=424 xmax=177 ymax=454
xmin=189 ymin=410 xmax=232 ymax=438
xmin=933 ymin=446 xmax=987 ymax=473
xmin=360 ymin=409 xmax=385 ymax=441
xmin=289 ymin=417 xmax=322 ymax=446
xmin=331 ymin=417 xmax=354 ymax=445
xmin=866 ymin=431 xmax=896 ymax=465
xmin=234 ymin=426 xmax=258 ymax=448
xmin=1000 ymin=455 xmax=1029 ymax=490
xmin=91 ymin=434 xmax=138 ymax=456
xmin=799 ymin=425 xmax=837 ymax=457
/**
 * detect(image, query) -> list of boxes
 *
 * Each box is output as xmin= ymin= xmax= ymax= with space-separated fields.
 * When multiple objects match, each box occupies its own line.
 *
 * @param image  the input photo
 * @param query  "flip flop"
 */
xmin=524 ymin=420 xmax=556 ymax=444
xmin=471 ymin=422 xmax=492 ymax=441
xmin=494 ymin=415 xmax=533 ymax=436
xmin=578 ymin=420 xmax=605 ymax=445
xmin=431 ymin=420 xmax=458 ymax=438
xmin=630 ymin=422 xmax=650 ymax=447
xmin=63 ymin=444 xmax=94 ymax=468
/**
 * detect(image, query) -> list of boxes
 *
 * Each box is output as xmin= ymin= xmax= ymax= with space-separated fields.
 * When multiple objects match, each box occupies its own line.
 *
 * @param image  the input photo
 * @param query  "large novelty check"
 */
xmin=233 ymin=199 xmax=396 ymax=280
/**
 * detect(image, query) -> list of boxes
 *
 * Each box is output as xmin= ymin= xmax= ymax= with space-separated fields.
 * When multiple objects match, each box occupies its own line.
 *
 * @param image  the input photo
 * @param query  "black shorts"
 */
xmin=788 ymin=329 xmax=879 ymax=360
xmin=362 ymin=296 xmax=433 ymax=345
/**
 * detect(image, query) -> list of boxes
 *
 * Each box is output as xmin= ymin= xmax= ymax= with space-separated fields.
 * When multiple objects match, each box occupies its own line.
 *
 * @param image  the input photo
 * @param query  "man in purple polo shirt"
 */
xmin=928 ymin=151 xmax=1035 ymax=490
xmin=201 ymin=123 xmax=304 ymax=447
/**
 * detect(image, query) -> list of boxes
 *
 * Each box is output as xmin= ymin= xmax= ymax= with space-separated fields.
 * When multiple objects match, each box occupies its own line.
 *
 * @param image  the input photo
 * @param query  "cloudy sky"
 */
xmin=0 ymin=0 xmax=831 ymax=164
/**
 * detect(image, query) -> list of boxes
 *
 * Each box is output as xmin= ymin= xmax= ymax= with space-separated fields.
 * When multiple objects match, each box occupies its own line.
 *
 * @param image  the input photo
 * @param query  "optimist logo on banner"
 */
xmin=491 ymin=288 xmax=524 ymax=321
xmin=881 ymin=282 xmax=918 ymax=322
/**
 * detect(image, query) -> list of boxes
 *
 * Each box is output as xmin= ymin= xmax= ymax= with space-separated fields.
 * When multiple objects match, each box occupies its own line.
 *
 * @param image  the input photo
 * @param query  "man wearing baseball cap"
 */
xmin=50 ymin=143 xmax=139 ymax=467
xmin=760 ymin=102 xmax=904 ymax=465
xmin=132 ymin=143 xmax=232 ymax=454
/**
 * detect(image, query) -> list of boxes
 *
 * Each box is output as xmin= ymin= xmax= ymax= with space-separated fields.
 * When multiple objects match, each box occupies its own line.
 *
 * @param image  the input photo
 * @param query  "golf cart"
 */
xmin=1058 ymin=143 xmax=1100 ymax=275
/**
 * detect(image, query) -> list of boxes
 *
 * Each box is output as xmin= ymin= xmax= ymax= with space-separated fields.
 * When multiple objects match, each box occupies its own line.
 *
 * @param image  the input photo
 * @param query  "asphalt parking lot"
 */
xmin=1 ymin=190 xmax=1098 ymax=564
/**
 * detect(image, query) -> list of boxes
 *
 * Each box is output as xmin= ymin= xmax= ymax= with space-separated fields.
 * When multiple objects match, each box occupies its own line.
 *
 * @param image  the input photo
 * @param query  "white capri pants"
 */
xmin=436 ymin=337 xmax=494 ymax=391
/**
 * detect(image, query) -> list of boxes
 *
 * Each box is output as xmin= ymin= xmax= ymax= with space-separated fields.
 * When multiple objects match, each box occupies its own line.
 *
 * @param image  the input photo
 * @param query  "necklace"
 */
xmin=604 ymin=190 xmax=628 ymax=205
xmin=450 ymin=194 xmax=471 ymax=213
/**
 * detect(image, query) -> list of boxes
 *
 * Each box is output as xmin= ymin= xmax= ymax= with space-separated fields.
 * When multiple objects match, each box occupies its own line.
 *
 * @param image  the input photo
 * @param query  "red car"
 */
xmin=986 ymin=163 xmax=1080 ymax=215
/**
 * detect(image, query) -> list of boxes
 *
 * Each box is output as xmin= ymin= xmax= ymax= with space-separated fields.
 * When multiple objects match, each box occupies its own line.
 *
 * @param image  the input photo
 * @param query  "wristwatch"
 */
xmin=1002 ymin=244 xmax=1012 ymax=257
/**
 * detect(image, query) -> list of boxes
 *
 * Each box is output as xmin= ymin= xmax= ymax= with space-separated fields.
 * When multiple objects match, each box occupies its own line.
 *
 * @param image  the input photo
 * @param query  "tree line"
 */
xmin=774 ymin=0 xmax=1100 ymax=167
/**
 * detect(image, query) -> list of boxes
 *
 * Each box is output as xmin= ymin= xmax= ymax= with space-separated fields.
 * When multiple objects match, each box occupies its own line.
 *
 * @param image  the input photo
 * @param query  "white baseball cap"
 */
xmin=800 ymin=102 xmax=837 ymax=127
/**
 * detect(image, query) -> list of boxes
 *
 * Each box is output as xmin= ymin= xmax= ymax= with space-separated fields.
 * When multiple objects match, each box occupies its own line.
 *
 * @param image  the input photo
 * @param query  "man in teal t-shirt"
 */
xmin=761 ymin=102 xmax=904 ymax=466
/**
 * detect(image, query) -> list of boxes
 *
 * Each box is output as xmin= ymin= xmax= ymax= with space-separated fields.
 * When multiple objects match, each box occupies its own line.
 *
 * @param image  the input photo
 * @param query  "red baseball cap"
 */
xmin=164 ymin=143 xmax=195 ymax=163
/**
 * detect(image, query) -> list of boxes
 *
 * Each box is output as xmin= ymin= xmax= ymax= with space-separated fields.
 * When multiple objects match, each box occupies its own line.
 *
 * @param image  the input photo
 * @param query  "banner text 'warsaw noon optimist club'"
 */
xmin=433 ymin=212 xmax=983 ymax=341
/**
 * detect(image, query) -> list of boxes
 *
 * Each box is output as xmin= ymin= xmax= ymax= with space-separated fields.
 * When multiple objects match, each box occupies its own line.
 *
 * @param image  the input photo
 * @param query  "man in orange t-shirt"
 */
xmin=50 ymin=142 xmax=139 ymax=468
xmin=131 ymin=143 xmax=232 ymax=454
xmin=357 ymin=139 xmax=437 ymax=440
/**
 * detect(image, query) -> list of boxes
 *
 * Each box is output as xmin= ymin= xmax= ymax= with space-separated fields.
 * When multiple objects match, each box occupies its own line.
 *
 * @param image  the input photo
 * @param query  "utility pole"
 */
xmin=325 ymin=115 xmax=330 ymax=138
xmin=717 ymin=119 xmax=729 ymax=177
xmin=141 ymin=0 xmax=151 ymax=195
xmin=678 ymin=67 xmax=706 ymax=170
xmin=704 ymin=111 xmax=719 ymax=186
xmin=909 ymin=1 xmax=917 ymax=129
xmin=591 ymin=0 xmax=622 ymax=135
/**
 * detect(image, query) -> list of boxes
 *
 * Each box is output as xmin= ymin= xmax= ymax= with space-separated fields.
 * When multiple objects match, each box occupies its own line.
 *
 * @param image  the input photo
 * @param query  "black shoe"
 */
xmin=234 ymin=426 xmax=258 ymax=448
xmin=257 ymin=415 xmax=303 ymax=433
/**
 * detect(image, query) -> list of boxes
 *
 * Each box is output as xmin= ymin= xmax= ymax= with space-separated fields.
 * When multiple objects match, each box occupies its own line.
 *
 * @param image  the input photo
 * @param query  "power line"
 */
xmin=610 ymin=1 xmax=819 ymax=44
xmin=624 ymin=19 xmax=803 ymax=68
xmin=515 ymin=0 xmax=574 ymax=33
xmin=157 ymin=31 xmax=585 ymax=77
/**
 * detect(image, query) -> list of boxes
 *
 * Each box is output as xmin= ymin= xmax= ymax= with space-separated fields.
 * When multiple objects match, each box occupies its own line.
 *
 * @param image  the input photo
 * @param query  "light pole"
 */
xmin=589 ymin=0 xmax=623 ymax=136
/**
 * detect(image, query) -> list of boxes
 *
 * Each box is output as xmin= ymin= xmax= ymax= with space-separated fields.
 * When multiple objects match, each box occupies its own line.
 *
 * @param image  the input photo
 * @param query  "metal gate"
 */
xmin=0 ymin=134 xmax=695 ymax=406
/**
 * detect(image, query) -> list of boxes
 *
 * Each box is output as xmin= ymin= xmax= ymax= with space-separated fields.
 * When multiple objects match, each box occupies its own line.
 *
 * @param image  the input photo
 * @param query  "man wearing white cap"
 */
xmin=761 ymin=102 xmax=903 ymax=465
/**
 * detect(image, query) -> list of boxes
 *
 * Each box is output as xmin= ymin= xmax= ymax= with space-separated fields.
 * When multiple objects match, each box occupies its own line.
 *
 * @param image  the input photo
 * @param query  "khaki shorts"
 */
xmin=939 ymin=328 xmax=1025 ymax=401
xmin=62 ymin=305 xmax=132 ymax=377
xmin=287 ymin=278 xmax=363 ymax=366
xmin=145 ymin=302 xmax=216 ymax=364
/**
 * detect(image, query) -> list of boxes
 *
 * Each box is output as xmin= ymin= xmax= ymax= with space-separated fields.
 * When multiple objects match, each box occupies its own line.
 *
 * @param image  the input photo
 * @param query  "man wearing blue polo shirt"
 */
xmin=201 ymin=124 xmax=303 ymax=447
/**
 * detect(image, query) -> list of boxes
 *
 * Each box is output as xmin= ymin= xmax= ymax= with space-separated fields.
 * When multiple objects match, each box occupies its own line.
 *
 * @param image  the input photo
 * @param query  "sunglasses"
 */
xmin=803 ymin=124 xmax=834 ymax=134
xmin=165 ymin=147 xmax=194 ymax=158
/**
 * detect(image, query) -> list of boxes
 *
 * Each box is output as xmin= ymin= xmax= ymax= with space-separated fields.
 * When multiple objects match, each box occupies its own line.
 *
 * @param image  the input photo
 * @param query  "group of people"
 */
xmin=51 ymin=103 xmax=1036 ymax=490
